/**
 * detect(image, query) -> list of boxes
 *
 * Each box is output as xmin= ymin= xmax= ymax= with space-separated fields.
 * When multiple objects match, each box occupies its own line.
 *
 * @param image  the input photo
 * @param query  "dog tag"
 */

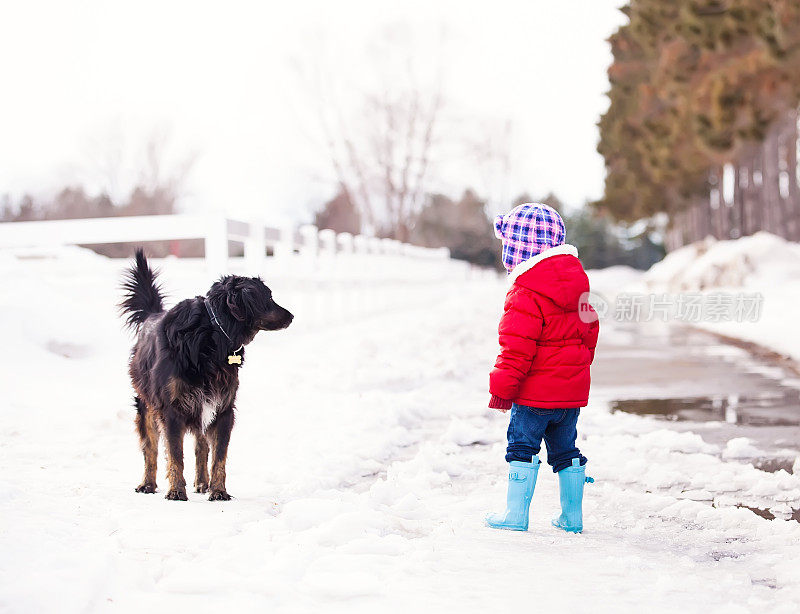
xmin=228 ymin=354 xmax=242 ymax=365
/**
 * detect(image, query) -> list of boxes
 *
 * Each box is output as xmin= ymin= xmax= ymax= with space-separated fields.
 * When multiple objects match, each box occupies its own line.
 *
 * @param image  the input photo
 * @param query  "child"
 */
xmin=486 ymin=203 xmax=598 ymax=533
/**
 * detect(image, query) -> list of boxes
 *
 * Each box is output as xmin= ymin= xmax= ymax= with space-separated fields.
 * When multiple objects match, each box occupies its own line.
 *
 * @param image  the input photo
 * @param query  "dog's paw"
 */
xmin=208 ymin=490 xmax=231 ymax=501
xmin=135 ymin=482 xmax=157 ymax=494
xmin=194 ymin=482 xmax=209 ymax=494
xmin=165 ymin=489 xmax=188 ymax=501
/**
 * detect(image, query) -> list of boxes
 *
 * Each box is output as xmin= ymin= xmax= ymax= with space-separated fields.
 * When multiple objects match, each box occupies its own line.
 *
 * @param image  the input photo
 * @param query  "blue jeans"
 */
xmin=505 ymin=404 xmax=587 ymax=473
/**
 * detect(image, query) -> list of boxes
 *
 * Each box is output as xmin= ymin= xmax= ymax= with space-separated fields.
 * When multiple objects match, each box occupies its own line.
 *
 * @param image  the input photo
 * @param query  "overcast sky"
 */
xmin=0 ymin=1 xmax=627 ymax=223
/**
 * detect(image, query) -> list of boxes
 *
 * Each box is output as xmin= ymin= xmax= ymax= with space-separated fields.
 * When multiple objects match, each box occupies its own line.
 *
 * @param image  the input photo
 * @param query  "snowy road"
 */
xmin=1 ymin=250 xmax=800 ymax=613
xmin=594 ymin=322 xmax=800 ymax=475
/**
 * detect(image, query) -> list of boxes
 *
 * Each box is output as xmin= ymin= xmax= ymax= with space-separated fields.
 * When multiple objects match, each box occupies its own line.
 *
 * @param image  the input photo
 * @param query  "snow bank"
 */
xmin=645 ymin=231 xmax=800 ymax=293
xmin=641 ymin=232 xmax=800 ymax=361
xmin=586 ymin=264 xmax=645 ymax=300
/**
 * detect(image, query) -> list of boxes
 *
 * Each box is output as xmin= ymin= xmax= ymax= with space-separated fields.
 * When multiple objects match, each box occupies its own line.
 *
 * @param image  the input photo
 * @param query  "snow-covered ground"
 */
xmin=2 ymin=247 xmax=800 ymax=613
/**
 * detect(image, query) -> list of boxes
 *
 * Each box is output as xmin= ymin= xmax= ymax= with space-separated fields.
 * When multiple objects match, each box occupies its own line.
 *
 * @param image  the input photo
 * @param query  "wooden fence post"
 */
xmin=353 ymin=234 xmax=368 ymax=255
xmin=318 ymin=229 xmax=337 ymax=256
xmin=244 ymin=219 xmax=266 ymax=274
xmin=205 ymin=215 xmax=228 ymax=277
xmin=274 ymin=224 xmax=295 ymax=260
xmin=763 ymin=125 xmax=782 ymax=235
xmin=784 ymin=109 xmax=800 ymax=240
xmin=337 ymin=232 xmax=354 ymax=254
xmin=299 ymin=225 xmax=319 ymax=258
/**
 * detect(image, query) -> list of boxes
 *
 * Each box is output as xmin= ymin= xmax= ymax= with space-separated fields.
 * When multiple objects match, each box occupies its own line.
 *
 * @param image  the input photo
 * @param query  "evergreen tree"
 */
xmin=597 ymin=0 xmax=800 ymax=231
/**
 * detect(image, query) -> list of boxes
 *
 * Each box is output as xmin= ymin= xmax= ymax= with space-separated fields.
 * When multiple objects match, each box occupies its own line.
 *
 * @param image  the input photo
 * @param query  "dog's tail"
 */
xmin=120 ymin=248 xmax=164 ymax=331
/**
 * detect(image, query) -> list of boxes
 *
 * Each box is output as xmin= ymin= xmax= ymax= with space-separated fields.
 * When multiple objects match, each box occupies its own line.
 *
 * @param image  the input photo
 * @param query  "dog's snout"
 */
xmin=257 ymin=303 xmax=294 ymax=330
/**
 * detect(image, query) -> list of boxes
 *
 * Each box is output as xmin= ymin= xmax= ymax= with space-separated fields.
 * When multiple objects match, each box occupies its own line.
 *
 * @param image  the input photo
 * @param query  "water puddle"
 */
xmin=611 ymin=393 xmax=800 ymax=522
xmin=598 ymin=322 xmax=800 ymax=524
xmin=610 ymin=392 xmax=800 ymax=427
xmin=751 ymin=457 xmax=796 ymax=474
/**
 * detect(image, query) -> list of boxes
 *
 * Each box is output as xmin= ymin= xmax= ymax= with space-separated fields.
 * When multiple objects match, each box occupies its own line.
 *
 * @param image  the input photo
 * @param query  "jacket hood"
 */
xmin=510 ymin=245 xmax=589 ymax=311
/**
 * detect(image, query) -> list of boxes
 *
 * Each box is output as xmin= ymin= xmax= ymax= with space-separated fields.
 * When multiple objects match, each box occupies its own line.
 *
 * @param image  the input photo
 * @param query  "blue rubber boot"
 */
xmin=552 ymin=458 xmax=594 ymax=533
xmin=486 ymin=458 xmax=540 ymax=531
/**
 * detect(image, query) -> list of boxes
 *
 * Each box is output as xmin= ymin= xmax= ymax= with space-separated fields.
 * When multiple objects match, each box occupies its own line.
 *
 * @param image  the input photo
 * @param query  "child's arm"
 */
xmin=581 ymin=307 xmax=600 ymax=364
xmin=489 ymin=287 xmax=543 ymax=410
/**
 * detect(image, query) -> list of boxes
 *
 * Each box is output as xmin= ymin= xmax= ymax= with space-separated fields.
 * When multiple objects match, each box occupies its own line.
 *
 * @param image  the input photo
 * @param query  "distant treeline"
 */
xmin=598 ymin=1 xmax=800 ymax=247
xmin=0 ymin=185 xmax=201 ymax=257
xmin=315 ymin=189 xmax=664 ymax=271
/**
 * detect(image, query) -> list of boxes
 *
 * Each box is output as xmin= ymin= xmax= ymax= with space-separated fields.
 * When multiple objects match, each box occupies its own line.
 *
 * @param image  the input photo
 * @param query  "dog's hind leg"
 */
xmin=163 ymin=412 xmax=188 ymax=501
xmin=134 ymin=397 xmax=159 ymax=494
xmin=194 ymin=434 xmax=210 ymax=493
xmin=207 ymin=409 xmax=234 ymax=501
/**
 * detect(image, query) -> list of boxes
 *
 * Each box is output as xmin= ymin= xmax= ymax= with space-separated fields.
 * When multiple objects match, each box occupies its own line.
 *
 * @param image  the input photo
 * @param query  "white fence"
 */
xmin=0 ymin=214 xmax=458 ymax=278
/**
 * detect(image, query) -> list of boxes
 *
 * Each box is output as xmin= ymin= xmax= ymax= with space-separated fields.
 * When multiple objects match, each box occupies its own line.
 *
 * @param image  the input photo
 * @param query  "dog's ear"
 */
xmin=226 ymin=288 xmax=248 ymax=322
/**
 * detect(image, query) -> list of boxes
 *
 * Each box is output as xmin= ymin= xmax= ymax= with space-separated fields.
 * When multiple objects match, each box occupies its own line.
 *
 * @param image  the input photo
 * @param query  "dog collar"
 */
xmin=204 ymin=299 xmax=244 ymax=365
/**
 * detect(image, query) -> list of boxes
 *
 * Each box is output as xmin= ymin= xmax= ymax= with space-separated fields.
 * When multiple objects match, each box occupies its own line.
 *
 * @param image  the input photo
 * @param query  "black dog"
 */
xmin=120 ymin=249 xmax=293 ymax=501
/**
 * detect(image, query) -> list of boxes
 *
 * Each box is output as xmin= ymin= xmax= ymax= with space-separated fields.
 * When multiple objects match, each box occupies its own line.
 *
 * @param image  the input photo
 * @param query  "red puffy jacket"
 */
xmin=489 ymin=245 xmax=599 ymax=409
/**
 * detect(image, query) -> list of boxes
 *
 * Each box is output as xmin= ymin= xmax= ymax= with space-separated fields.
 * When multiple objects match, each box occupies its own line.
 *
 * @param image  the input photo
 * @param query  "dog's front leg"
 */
xmin=164 ymin=413 xmax=188 ymax=501
xmin=194 ymin=434 xmax=210 ymax=493
xmin=134 ymin=399 xmax=159 ymax=494
xmin=207 ymin=409 xmax=234 ymax=501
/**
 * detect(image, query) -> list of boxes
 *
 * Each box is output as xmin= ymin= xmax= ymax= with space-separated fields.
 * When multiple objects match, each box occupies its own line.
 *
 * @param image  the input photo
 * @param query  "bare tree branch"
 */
xmin=300 ymin=27 xmax=446 ymax=239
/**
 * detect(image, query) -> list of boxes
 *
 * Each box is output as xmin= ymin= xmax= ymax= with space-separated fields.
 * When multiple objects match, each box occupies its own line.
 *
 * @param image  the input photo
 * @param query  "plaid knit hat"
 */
xmin=494 ymin=203 xmax=566 ymax=273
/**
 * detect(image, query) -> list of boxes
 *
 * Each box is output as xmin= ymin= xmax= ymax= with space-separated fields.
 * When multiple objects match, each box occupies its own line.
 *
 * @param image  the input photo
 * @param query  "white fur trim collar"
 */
xmin=507 ymin=244 xmax=579 ymax=284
